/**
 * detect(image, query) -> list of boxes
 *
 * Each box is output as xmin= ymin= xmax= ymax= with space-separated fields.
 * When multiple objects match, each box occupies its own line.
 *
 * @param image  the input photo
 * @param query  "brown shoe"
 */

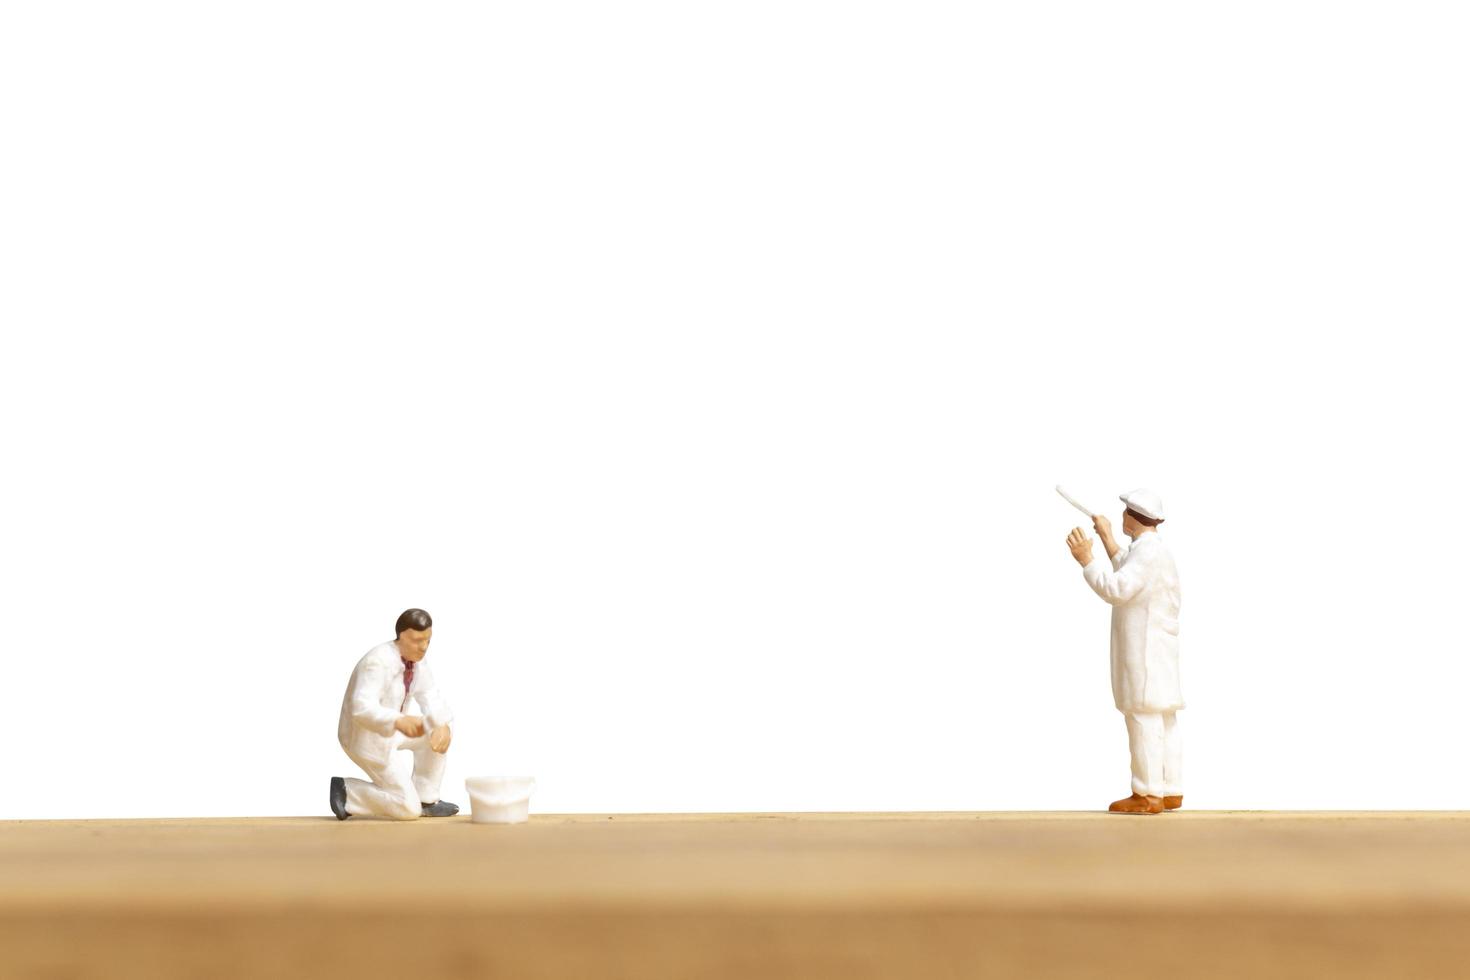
xmin=1162 ymin=795 xmax=1183 ymax=810
xmin=1108 ymin=792 xmax=1165 ymax=814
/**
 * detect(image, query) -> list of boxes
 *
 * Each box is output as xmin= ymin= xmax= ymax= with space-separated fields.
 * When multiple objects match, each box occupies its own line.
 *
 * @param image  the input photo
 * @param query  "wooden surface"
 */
xmin=5 ymin=811 xmax=1470 ymax=978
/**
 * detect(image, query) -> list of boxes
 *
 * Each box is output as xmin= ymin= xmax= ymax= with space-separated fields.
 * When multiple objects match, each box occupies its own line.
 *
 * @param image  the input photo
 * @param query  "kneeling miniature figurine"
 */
xmin=330 ymin=608 xmax=459 ymax=820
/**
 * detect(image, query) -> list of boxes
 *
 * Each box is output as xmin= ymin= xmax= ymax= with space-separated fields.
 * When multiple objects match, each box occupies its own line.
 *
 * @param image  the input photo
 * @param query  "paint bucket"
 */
xmin=465 ymin=776 xmax=536 ymax=824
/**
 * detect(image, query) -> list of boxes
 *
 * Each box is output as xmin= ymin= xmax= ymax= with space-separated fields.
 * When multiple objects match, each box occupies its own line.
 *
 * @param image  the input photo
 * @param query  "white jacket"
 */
xmin=337 ymin=641 xmax=454 ymax=764
xmin=1082 ymin=532 xmax=1182 ymax=713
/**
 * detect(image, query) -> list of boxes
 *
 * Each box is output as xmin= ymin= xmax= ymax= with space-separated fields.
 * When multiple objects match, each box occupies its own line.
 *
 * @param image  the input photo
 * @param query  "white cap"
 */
xmin=1119 ymin=488 xmax=1165 ymax=522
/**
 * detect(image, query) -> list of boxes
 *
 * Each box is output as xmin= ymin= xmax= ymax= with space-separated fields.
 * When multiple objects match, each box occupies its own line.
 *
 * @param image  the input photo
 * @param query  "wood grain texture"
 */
xmin=4 ymin=811 xmax=1470 ymax=978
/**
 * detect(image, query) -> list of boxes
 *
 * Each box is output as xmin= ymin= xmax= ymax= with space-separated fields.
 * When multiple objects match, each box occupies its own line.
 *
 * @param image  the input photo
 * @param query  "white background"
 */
xmin=3 ymin=2 xmax=1467 ymax=820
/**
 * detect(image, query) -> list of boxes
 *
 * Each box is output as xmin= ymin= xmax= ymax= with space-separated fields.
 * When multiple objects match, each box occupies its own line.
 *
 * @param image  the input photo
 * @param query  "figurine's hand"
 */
xmin=1066 ymin=527 xmax=1094 ymax=566
xmin=1093 ymin=514 xmax=1122 ymax=559
xmin=394 ymin=715 xmax=426 ymax=738
xmin=429 ymin=725 xmax=452 ymax=754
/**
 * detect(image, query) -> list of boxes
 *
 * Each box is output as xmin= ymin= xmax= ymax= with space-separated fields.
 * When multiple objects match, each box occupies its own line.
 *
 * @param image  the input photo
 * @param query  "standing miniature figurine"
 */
xmin=329 ymin=608 xmax=459 ymax=820
xmin=1065 ymin=489 xmax=1182 ymax=815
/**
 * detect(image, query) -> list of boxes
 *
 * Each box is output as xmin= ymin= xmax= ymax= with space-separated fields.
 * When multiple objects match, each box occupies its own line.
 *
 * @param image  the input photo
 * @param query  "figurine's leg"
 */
xmin=343 ymin=750 xmax=421 ymax=820
xmin=407 ymin=737 xmax=448 ymax=806
xmin=1124 ymin=712 xmax=1166 ymax=798
xmin=1161 ymin=711 xmax=1183 ymax=794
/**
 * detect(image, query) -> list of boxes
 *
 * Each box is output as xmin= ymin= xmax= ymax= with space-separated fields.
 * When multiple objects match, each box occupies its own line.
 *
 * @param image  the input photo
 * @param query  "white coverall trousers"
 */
xmin=1124 ymin=711 xmax=1182 ymax=799
xmin=343 ymin=733 xmax=447 ymax=820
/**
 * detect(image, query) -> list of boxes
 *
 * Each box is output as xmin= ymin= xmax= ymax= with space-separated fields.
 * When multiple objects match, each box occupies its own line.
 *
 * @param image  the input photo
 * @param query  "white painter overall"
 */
xmin=337 ymin=641 xmax=454 ymax=819
xmin=1082 ymin=533 xmax=1183 ymax=798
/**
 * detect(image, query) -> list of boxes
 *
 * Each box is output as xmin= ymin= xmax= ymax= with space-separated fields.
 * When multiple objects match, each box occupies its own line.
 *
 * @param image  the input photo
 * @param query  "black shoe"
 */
xmin=421 ymin=799 xmax=459 ymax=817
xmin=330 ymin=777 xmax=350 ymax=820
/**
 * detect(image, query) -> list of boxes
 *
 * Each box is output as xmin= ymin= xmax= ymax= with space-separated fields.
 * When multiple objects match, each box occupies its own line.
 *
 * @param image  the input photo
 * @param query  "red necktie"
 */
xmin=401 ymin=658 xmax=415 ymax=711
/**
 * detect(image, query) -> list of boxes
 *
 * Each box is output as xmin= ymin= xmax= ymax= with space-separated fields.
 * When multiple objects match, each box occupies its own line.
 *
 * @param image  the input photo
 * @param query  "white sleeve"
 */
xmin=412 ymin=662 xmax=454 ymax=730
xmin=350 ymin=657 xmax=400 ymax=736
xmin=1110 ymin=542 xmax=1128 ymax=571
xmin=1082 ymin=549 xmax=1151 ymax=605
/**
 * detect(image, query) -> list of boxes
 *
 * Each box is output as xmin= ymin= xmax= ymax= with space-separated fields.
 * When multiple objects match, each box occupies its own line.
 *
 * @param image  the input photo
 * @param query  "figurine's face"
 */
xmin=1122 ymin=510 xmax=1143 ymax=539
xmin=397 ymin=627 xmax=432 ymax=662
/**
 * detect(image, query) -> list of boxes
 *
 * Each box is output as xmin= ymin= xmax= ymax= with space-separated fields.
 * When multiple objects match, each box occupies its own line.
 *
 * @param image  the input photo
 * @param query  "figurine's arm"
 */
xmin=1092 ymin=515 xmax=1126 ymax=568
xmin=1081 ymin=550 xmax=1150 ymax=605
xmin=411 ymin=662 xmax=454 ymax=753
xmin=350 ymin=658 xmax=401 ymax=736
xmin=412 ymin=662 xmax=454 ymax=731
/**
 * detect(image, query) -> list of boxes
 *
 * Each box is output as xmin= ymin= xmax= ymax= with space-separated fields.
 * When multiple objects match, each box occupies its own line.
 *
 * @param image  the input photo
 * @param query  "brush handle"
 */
xmin=1055 ymin=485 xmax=1095 ymax=518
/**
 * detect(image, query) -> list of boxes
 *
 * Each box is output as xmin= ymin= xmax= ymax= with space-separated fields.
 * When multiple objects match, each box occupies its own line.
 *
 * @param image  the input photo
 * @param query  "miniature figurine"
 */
xmin=330 ymin=608 xmax=459 ymax=820
xmin=1065 ymin=489 xmax=1182 ymax=815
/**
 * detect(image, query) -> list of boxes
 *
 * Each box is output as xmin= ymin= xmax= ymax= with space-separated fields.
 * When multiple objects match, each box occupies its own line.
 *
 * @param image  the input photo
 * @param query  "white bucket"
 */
xmin=465 ymin=776 xmax=536 ymax=824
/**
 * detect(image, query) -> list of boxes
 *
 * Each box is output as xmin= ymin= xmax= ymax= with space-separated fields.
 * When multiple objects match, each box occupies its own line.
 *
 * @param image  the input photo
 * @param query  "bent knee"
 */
xmin=386 ymin=798 xmax=421 ymax=821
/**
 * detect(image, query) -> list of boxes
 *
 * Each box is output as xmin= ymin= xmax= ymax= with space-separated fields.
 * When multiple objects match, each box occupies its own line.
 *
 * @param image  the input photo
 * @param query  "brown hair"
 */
xmin=1125 ymin=508 xmax=1163 ymax=527
xmin=395 ymin=608 xmax=433 ymax=637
